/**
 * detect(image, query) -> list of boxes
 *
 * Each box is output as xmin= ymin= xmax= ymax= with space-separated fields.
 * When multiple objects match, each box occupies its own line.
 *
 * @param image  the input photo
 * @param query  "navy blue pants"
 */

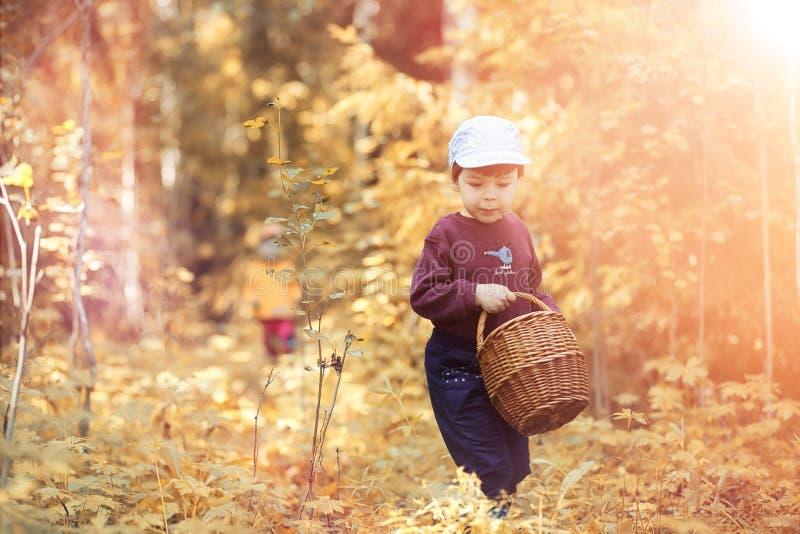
xmin=425 ymin=328 xmax=531 ymax=498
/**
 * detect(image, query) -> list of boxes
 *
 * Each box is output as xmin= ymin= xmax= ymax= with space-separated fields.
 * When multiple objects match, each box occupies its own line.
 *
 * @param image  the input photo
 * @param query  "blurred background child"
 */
xmin=242 ymin=223 xmax=301 ymax=358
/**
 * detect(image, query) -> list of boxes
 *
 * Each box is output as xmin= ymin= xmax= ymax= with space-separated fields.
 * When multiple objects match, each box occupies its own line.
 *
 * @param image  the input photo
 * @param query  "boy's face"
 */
xmin=453 ymin=166 xmax=520 ymax=224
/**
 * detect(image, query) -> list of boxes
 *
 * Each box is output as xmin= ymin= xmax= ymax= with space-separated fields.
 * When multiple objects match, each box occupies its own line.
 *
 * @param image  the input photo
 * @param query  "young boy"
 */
xmin=410 ymin=115 xmax=559 ymax=515
xmin=243 ymin=224 xmax=301 ymax=358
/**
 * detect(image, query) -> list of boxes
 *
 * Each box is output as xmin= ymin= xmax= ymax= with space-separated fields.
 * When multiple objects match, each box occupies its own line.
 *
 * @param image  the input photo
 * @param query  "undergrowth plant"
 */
xmin=244 ymin=100 xmax=363 ymax=525
xmin=0 ymin=159 xmax=43 ymax=488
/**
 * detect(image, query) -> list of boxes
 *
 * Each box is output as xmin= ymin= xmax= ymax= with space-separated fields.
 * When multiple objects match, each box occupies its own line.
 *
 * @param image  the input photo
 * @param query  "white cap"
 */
xmin=448 ymin=115 xmax=531 ymax=169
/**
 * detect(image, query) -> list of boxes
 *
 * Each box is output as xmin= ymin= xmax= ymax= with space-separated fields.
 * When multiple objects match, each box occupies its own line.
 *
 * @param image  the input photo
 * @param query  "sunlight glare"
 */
xmin=744 ymin=0 xmax=800 ymax=57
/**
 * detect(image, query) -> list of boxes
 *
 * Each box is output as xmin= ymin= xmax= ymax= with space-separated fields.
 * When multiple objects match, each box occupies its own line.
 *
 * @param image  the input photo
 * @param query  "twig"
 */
xmin=301 ymin=320 xmax=326 ymax=518
xmin=154 ymin=458 xmax=169 ymax=533
xmin=252 ymin=369 xmax=277 ymax=477
xmin=299 ymin=333 xmax=358 ymax=518
xmin=249 ymin=369 xmax=277 ymax=522
xmin=2 ymin=213 xmax=20 ymax=307
xmin=56 ymin=496 xmax=78 ymax=528
xmin=23 ymin=9 xmax=80 ymax=74
xmin=336 ymin=447 xmax=341 ymax=501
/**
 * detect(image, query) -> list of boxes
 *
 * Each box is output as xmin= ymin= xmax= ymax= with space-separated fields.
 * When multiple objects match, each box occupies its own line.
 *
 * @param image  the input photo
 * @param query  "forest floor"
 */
xmin=2 ymin=316 xmax=799 ymax=533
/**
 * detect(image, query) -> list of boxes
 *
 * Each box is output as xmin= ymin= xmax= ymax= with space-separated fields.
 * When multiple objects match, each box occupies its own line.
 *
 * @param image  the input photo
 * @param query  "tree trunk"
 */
xmin=587 ymin=168 xmax=608 ymax=414
xmin=755 ymin=78 xmax=774 ymax=384
xmin=697 ymin=1 xmax=708 ymax=364
xmin=790 ymin=67 xmax=800 ymax=303
xmin=121 ymin=72 xmax=143 ymax=336
xmin=159 ymin=75 xmax=181 ymax=279
xmin=442 ymin=0 xmax=475 ymax=112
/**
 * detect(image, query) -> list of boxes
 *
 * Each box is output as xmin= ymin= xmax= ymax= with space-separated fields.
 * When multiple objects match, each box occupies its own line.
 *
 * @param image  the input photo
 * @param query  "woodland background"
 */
xmin=2 ymin=0 xmax=800 ymax=532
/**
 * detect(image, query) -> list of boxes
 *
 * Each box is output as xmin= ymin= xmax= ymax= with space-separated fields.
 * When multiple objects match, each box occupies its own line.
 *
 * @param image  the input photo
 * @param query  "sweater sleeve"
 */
xmin=410 ymin=235 xmax=478 ymax=322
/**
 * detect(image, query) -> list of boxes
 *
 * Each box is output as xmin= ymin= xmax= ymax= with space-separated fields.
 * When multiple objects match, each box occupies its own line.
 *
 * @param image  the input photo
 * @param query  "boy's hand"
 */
xmin=475 ymin=284 xmax=516 ymax=313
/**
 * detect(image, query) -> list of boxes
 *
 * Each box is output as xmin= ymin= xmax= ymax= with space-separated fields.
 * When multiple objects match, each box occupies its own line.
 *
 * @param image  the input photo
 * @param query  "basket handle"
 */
xmin=476 ymin=292 xmax=551 ymax=349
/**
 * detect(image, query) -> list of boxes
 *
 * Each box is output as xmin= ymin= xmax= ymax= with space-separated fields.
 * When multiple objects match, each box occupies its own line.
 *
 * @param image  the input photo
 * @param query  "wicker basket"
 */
xmin=476 ymin=292 xmax=589 ymax=436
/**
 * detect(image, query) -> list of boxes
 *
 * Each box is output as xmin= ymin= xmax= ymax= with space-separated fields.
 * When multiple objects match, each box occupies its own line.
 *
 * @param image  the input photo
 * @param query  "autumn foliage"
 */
xmin=2 ymin=1 xmax=800 ymax=532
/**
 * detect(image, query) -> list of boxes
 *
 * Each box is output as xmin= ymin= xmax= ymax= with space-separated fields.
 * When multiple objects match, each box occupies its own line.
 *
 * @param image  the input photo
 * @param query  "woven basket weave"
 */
xmin=477 ymin=292 xmax=589 ymax=436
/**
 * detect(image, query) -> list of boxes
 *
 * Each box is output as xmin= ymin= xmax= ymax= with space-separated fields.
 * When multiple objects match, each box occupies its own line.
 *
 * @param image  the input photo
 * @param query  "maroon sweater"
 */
xmin=410 ymin=212 xmax=559 ymax=345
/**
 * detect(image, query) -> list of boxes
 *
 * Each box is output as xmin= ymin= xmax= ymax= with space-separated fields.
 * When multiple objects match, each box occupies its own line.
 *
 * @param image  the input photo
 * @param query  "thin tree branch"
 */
xmin=0 ymin=181 xmax=41 ymax=487
xmin=22 ymin=9 xmax=80 ymax=74
xmin=2 ymin=214 xmax=20 ymax=307
xmin=252 ymin=369 xmax=277 ymax=478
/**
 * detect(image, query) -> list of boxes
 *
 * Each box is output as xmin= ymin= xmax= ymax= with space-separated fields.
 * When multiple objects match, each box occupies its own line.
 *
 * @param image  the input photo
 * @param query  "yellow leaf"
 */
xmin=2 ymin=162 xmax=33 ymax=188
xmin=680 ymin=357 xmax=708 ymax=386
xmin=266 ymin=156 xmax=291 ymax=165
xmin=51 ymin=119 xmax=76 ymax=135
xmin=323 ymin=166 xmax=339 ymax=177
xmin=308 ymin=177 xmax=329 ymax=185
xmin=243 ymin=117 xmax=266 ymax=128
xmin=305 ymin=496 xmax=345 ymax=515
xmin=612 ymin=408 xmax=632 ymax=421
xmin=17 ymin=202 xmax=39 ymax=222
xmin=612 ymin=408 xmax=648 ymax=429
xmin=327 ymin=24 xmax=359 ymax=45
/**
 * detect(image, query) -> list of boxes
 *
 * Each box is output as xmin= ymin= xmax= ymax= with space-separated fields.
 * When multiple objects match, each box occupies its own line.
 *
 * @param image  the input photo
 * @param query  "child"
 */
xmin=410 ymin=115 xmax=559 ymax=515
xmin=243 ymin=224 xmax=301 ymax=358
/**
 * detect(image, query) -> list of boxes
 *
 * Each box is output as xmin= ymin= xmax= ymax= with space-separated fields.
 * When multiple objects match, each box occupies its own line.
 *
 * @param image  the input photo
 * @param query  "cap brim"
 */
xmin=455 ymin=150 xmax=531 ymax=168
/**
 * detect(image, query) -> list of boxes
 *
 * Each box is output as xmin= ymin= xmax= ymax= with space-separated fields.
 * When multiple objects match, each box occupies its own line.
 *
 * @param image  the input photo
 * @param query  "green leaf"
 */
xmin=303 ymin=329 xmax=331 ymax=345
xmin=286 ymin=167 xmax=305 ymax=179
xmin=313 ymin=211 xmax=335 ymax=221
